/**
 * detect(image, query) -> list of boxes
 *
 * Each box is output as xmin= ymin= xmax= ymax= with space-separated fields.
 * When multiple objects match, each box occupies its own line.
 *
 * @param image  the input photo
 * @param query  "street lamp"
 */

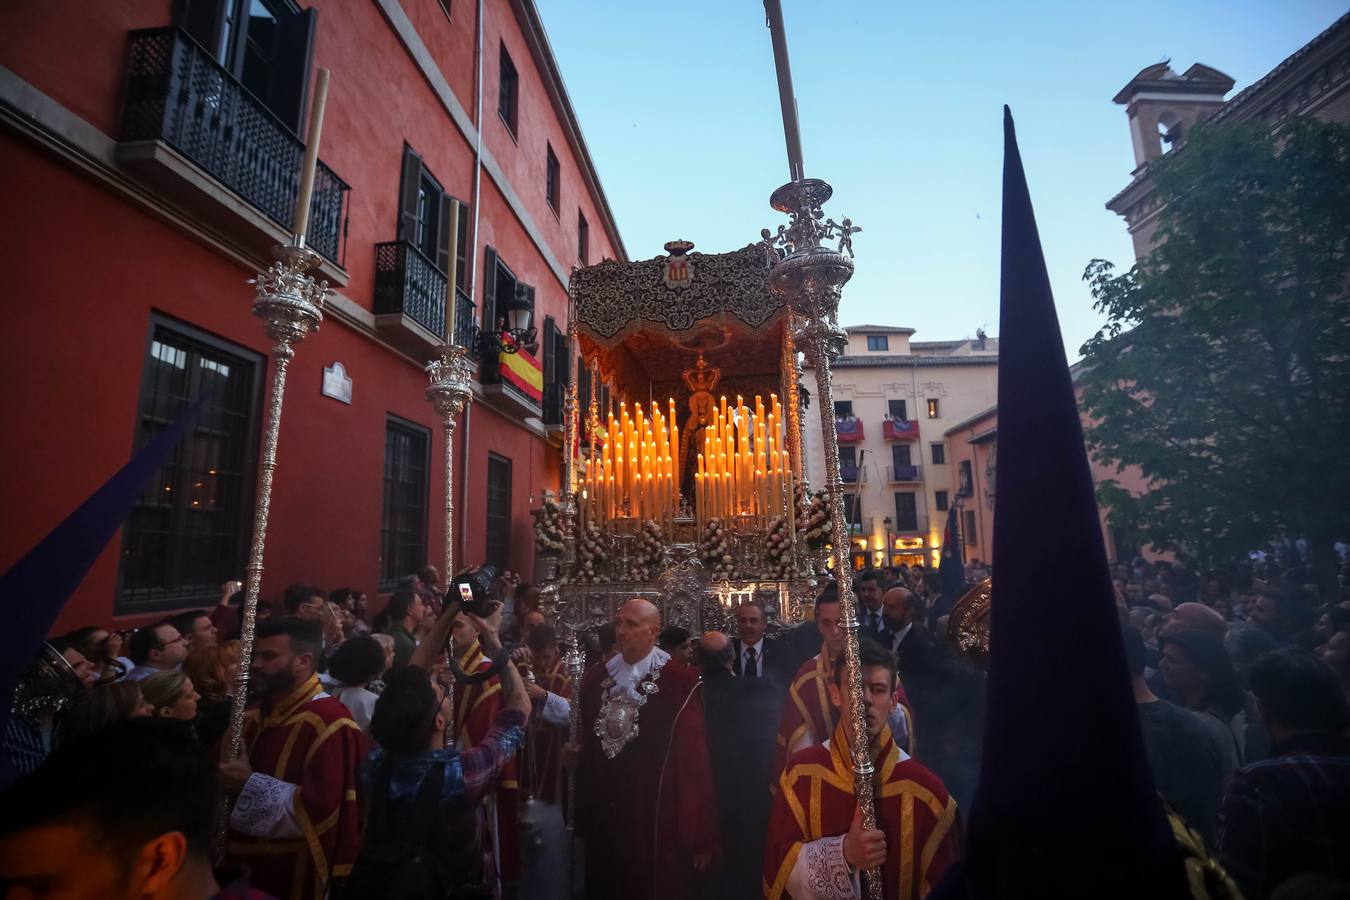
xmin=472 ymin=282 xmax=538 ymax=359
xmin=883 ymin=516 xmax=893 ymax=567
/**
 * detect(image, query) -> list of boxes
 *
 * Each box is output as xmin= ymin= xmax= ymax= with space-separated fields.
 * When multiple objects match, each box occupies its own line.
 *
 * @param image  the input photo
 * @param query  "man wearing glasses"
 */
xmin=123 ymin=621 xmax=190 ymax=681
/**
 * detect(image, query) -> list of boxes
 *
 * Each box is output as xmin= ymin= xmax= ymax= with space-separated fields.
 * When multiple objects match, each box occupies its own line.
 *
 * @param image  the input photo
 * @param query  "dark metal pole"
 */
xmin=764 ymin=0 xmax=805 ymax=181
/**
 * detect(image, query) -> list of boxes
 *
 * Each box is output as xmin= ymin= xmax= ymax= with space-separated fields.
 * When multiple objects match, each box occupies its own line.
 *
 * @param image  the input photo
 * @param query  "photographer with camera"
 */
xmin=345 ymin=568 xmax=531 ymax=900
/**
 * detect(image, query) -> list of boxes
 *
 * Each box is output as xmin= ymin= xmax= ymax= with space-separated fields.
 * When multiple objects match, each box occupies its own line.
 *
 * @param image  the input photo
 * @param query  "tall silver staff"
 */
xmin=425 ymin=331 xmax=473 ymax=740
xmin=761 ymin=2 xmax=877 ymax=896
xmin=220 ymin=69 xmax=332 ymax=845
xmin=562 ymin=629 xmax=586 ymax=898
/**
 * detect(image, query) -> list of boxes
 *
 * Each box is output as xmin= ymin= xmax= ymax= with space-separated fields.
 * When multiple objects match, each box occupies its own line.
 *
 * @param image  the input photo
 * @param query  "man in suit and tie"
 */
xmin=855 ymin=569 xmax=889 ymax=644
xmin=730 ymin=600 xmax=777 ymax=679
xmin=881 ymin=584 xmax=932 ymax=679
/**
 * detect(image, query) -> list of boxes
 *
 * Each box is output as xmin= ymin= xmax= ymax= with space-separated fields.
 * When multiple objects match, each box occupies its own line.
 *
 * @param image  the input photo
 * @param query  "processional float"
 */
xmin=526 ymin=3 xmax=884 ymax=893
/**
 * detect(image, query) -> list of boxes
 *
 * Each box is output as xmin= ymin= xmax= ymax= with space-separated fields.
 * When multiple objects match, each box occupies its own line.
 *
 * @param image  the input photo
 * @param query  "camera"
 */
xmin=449 ymin=564 xmax=498 ymax=618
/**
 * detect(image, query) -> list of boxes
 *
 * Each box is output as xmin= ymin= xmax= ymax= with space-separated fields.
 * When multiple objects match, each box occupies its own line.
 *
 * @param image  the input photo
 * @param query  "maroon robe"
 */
xmin=576 ymin=654 xmax=719 ymax=900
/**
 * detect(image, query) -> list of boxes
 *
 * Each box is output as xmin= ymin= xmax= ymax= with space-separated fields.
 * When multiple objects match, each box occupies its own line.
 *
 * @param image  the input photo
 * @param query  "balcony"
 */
xmin=887 ymin=464 xmax=922 ymax=483
xmin=840 ymin=463 xmax=861 ymax=485
xmin=481 ymin=343 xmax=544 ymax=421
xmin=118 ymin=27 xmax=349 ymax=277
xmin=882 ymin=418 xmax=921 ymax=441
xmin=452 ymin=288 xmax=476 ymax=352
xmin=836 ymin=417 xmax=865 ymax=443
xmin=374 ymin=240 xmax=450 ymax=357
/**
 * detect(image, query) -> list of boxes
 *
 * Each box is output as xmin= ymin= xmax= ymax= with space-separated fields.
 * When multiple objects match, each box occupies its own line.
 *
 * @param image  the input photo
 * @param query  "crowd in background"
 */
xmin=1 ymin=544 xmax=1347 ymax=900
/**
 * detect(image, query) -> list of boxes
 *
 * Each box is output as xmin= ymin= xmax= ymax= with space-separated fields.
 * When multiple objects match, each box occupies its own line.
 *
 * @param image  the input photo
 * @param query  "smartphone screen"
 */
xmin=458 ymin=583 xmax=474 ymax=604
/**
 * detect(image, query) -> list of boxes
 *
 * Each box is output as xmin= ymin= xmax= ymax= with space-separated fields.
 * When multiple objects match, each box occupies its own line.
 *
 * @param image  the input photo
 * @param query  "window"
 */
xmin=893 ymin=492 xmax=919 ymax=532
xmin=380 ymin=417 xmax=430 ymax=589
xmin=398 ymin=144 xmax=466 ymax=279
xmin=578 ymin=210 xmax=589 ymax=265
xmin=842 ymin=494 xmax=861 ymax=528
xmin=866 ymin=335 xmax=889 ymax=351
xmin=963 ymin=510 xmax=978 ymax=546
xmin=931 ymin=442 xmax=946 ymax=465
xmin=118 ymin=317 xmax=263 ymax=612
xmin=176 ymin=0 xmax=317 ymax=135
xmin=546 ymin=143 xmax=560 ymax=213
xmin=887 ymin=399 xmax=907 ymax=421
xmin=926 ymin=398 xmax=941 ymax=419
xmin=935 ymin=490 xmax=949 ymax=512
xmin=839 ymin=446 xmax=857 ymax=469
xmin=485 ymin=454 xmax=513 ymax=569
xmin=542 ymin=316 xmax=569 ymax=426
xmin=891 ymin=444 xmax=912 ymax=470
xmin=834 ymin=400 xmax=854 ymax=419
xmin=498 ymin=43 xmax=518 ymax=136
xmin=958 ymin=460 xmax=974 ymax=496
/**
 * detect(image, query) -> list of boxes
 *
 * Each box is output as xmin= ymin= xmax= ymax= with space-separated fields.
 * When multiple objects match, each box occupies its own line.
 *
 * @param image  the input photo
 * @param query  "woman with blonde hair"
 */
xmin=140 ymin=670 xmax=200 ymax=723
xmin=182 ymin=639 xmax=238 ymax=748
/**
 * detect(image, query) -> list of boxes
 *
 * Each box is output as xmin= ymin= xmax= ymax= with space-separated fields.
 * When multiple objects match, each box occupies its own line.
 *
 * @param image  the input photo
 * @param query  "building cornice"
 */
xmin=944 ymin=404 xmax=1000 ymax=436
xmin=823 ymin=355 xmax=999 ymax=369
xmin=510 ymin=0 xmax=626 ymax=262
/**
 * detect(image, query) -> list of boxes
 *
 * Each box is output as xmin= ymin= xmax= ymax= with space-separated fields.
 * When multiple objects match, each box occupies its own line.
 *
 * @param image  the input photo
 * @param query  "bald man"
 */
xmin=572 ymin=599 xmax=719 ymax=899
xmin=1161 ymin=602 xmax=1228 ymax=641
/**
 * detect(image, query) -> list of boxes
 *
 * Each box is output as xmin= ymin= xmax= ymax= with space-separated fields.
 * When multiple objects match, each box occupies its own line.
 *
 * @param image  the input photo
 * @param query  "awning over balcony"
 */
xmin=883 ymin=418 xmax=921 ymax=441
xmin=836 ymin=417 xmax=865 ymax=443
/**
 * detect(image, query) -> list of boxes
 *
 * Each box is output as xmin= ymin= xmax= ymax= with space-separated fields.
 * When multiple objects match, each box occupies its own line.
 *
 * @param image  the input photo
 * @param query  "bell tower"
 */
xmin=1113 ymin=62 xmax=1235 ymax=172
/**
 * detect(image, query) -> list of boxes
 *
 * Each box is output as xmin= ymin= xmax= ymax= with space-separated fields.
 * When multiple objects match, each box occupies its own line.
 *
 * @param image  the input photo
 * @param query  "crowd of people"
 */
xmin=1 ymin=550 xmax=1347 ymax=899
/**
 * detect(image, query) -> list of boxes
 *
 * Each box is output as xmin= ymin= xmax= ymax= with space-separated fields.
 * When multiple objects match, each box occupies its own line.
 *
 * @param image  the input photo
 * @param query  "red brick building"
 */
xmin=0 ymin=0 xmax=624 ymax=632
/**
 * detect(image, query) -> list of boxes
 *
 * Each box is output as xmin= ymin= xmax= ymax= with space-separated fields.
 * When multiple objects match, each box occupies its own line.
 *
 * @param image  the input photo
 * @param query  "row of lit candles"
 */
xmin=581 ymin=400 xmax=680 ymax=530
xmin=694 ymin=393 xmax=795 ymax=534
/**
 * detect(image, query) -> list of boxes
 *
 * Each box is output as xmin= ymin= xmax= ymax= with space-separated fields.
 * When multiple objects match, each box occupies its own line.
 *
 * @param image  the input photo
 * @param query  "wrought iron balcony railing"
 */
xmin=374 ymin=241 xmax=448 ymax=339
xmin=887 ymin=464 xmax=922 ymax=482
xmin=452 ymin=287 xmax=476 ymax=351
xmin=121 ymin=27 xmax=349 ymax=264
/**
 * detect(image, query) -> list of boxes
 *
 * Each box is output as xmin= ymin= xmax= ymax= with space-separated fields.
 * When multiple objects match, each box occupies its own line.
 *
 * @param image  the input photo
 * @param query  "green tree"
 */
xmin=1079 ymin=118 xmax=1350 ymax=595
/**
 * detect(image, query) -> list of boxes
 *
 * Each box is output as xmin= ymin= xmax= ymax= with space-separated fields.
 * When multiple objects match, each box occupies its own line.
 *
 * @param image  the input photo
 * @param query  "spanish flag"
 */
xmin=499 ymin=339 xmax=543 ymax=403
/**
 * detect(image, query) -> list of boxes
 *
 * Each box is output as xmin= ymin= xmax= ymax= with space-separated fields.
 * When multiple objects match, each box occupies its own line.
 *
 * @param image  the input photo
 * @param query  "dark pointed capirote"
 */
xmin=930 ymin=107 xmax=1188 ymax=899
xmin=0 ymin=392 xmax=211 ymax=783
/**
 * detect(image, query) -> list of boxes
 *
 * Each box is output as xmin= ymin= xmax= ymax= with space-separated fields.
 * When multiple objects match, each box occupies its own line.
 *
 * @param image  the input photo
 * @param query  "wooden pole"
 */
xmin=292 ymin=68 xmax=331 ymax=240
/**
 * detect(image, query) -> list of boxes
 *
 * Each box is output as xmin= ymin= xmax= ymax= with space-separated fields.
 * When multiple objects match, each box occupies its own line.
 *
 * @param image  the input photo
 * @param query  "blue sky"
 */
xmin=536 ymin=1 xmax=1345 ymax=358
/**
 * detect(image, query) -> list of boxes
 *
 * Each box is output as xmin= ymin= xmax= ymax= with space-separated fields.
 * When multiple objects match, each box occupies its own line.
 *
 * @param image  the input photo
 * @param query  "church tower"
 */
xmin=1113 ymin=62 xmax=1235 ymax=173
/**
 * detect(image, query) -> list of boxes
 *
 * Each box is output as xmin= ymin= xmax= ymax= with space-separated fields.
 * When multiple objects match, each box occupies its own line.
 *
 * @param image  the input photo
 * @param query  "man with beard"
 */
xmin=219 ymin=616 xmax=367 ymax=899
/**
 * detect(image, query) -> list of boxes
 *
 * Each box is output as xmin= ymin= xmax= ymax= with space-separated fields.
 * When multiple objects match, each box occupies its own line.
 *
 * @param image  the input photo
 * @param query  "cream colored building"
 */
xmin=802 ymin=325 xmax=998 ymax=569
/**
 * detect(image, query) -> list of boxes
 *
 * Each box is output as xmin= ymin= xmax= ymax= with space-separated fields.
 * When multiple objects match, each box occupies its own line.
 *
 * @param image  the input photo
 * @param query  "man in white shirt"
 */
xmin=123 ymin=621 xmax=188 ymax=682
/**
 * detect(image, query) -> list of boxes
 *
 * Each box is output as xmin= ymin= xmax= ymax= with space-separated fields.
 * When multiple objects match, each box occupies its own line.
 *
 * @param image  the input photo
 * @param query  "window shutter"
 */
xmin=435 ymin=192 xmax=454 ymax=275
xmin=271 ymin=8 xmax=318 ymax=136
xmin=173 ymin=0 xmax=228 ymax=57
xmin=455 ymin=201 xmax=470 ymax=292
xmin=398 ymin=145 xmax=423 ymax=245
xmin=482 ymin=246 xmax=498 ymax=330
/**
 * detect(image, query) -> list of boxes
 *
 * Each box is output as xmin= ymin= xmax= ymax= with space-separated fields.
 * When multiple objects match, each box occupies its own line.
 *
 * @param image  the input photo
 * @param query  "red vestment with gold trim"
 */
xmin=576 ymin=655 xmax=719 ymax=900
xmin=773 ymin=652 xmax=837 ymax=779
xmin=453 ymin=638 xmax=521 ymax=881
xmin=227 ymin=674 xmax=367 ymax=900
xmin=763 ymin=719 xmax=959 ymax=900
xmin=523 ymin=655 xmax=571 ymax=807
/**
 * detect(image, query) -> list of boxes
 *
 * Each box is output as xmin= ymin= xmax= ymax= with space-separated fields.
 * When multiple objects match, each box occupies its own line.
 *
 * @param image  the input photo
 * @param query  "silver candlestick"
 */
xmin=764 ymin=177 xmax=878 ymax=899
xmin=426 ymin=343 xmax=474 ymax=743
xmin=218 ymin=236 xmax=328 ymax=853
xmin=563 ymin=629 xmax=586 ymax=899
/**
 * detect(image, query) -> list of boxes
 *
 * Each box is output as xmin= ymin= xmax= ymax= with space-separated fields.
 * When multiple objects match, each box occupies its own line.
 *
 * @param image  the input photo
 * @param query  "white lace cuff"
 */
xmin=229 ymin=773 xmax=302 ymax=838
xmin=787 ymin=834 xmax=857 ymax=900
